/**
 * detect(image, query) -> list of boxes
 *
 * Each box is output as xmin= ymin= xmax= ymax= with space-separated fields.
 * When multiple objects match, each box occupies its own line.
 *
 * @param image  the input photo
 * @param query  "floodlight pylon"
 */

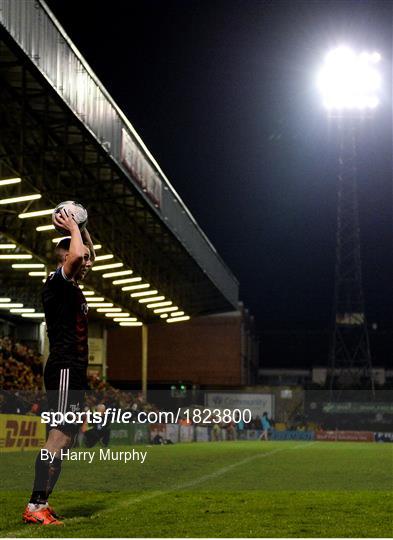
xmin=328 ymin=119 xmax=374 ymax=398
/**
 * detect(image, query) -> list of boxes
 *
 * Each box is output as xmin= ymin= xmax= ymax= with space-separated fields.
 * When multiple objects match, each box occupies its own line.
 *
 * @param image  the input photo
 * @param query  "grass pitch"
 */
xmin=0 ymin=441 xmax=392 ymax=537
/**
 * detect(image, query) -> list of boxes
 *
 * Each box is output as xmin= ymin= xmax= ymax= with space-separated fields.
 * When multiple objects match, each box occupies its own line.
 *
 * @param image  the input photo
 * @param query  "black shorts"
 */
xmin=44 ymin=364 xmax=87 ymax=434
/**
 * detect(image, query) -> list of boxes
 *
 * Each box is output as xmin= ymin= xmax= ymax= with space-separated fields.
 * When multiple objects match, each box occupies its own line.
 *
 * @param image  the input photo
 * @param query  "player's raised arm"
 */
xmin=81 ymin=228 xmax=96 ymax=263
xmin=53 ymin=208 xmax=85 ymax=280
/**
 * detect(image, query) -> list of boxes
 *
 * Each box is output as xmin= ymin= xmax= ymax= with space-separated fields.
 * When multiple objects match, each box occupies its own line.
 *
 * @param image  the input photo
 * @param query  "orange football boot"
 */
xmin=47 ymin=505 xmax=64 ymax=520
xmin=22 ymin=506 xmax=63 ymax=525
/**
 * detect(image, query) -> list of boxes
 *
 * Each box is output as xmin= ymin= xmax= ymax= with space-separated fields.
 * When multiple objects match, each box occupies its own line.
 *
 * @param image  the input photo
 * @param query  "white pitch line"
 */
xmin=7 ymin=443 xmax=313 ymax=535
xmin=291 ymin=441 xmax=317 ymax=450
xmin=97 ymin=446 xmax=291 ymax=511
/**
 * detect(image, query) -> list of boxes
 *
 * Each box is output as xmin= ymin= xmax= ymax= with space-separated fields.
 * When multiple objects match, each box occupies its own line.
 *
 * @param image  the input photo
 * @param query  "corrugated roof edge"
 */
xmin=37 ymin=0 xmax=239 ymax=288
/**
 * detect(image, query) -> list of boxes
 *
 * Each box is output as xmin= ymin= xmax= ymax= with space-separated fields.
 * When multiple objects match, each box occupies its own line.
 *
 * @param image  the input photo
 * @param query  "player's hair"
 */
xmin=54 ymin=238 xmax=71 ymax=264
xmin=54 ymin=238 xmax=89 ymax=264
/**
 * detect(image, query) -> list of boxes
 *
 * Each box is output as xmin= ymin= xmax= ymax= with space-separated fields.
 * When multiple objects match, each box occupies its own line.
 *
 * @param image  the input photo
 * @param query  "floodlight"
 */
xmin=92 ymin=262 xmax=123 ymax=271
xmin=86 ymin=302 xmax=113 ymax=308
xmin=171 ymin=311 xmax=185 ymax=317
xmin=85 ymin=297 xmax=105 ymax=302
xmin=105 ymin=312 xmax=131 ymax=318
xmin=154 ymin=306 xmax=179 ymax=314
xmin=95 ymin=254 xmax=114 ymax=261
xmin=82 ymin=291 xmax=95 ymax=296
xmin=167 ymin=316 xmax=190 ymax=323
xmin=130 ymin=290 xmax=158 ymax=298
xmin=28 ymin=272 xmax=46 ymax=276
xmin=0 ymin=194 xmax=41 ymax=205
xmin=0 ymin=177 xmax=21 ymax=186
xmin=0 ymin=298 xmax=11 ymax=302
xmin=0 ymin=303 xmax=23 ymax=308
xmin=19 ymin=208 xmax=54 ymax=219
xmin=21 ymin=313 xmax=45 ymax=318
xmin=10 ymin=308 xmax=35 ymax=313
xmin=12 ymin=263 xmax=44 ymax=268
xmin=138 ymin=296 xmax=165 ymax=304
xmin=93 ymin=244 xmax=102 ymax=250
xmin=113 ymin=277 xmax=141 ymax=285
xmin=37 ymin=225 xmax=55 ymax=232
xmin=317 ymin=46 xmax=381 ymax=110
xmin=96 ymin=308 xmax=122 ymax=312
xmin=121 ymin=283 xmax=150 ymax=291
xmin=146 ymin=301 xmax=172 ymax=309
xmin=102 ymin=270 xmax=133 ymax=279
xmin=113 ymin=317 xmax=137 ymax=322
xmin=119 ymin=322 xmax=143 ymax=327
xmin=0 ymin=254 xmax=32 ymax=259
xmin=0 ymin=244 xmax=16 ymax=249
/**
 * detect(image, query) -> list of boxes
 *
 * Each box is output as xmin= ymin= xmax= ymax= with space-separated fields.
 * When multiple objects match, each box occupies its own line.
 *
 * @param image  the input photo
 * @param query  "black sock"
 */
xmin=47 ymin=457 xmax=62 ymax=498
xmin=29 ymin=454 xmax=62 ymax=505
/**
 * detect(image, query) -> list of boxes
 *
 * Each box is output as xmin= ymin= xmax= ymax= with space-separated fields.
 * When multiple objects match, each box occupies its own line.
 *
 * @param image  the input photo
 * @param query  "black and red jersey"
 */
xmin=42 ymin=266 xmax=89 ymax=369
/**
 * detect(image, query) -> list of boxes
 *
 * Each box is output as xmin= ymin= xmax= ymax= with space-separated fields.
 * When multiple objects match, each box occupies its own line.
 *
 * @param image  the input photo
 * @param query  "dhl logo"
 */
xmin=1 ymin=419 xmax=45 ymax=448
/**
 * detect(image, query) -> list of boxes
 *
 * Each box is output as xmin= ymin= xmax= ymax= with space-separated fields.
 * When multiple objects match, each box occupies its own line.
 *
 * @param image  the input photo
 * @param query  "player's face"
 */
xmin=76 ymin=246 xmax=92 ymax=281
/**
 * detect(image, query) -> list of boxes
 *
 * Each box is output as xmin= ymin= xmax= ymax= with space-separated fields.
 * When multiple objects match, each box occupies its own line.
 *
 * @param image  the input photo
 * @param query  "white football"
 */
xmin=52 ymin=201 xmax=88 ymax=235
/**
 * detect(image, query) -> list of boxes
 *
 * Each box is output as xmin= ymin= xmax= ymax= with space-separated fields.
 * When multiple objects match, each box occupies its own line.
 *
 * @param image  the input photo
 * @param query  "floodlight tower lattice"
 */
xmin=317 ymin=47 xmax=380 ymax=396
xmin=329 ymin=119 xmax=374 ymax=395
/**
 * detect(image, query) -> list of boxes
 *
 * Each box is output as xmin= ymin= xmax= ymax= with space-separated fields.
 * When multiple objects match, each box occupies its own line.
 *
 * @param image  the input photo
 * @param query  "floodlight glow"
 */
xmin=92 ymin=262 xmax=123 ymax=271
xmin=121 ymin=283 xmax=150 ymax=291
xmin=113 ymin=277 xmax=141 ymax=285
xmin=105 ymin=313 xmax=131 ymax=318
xmin=86 ymin=302 xmax=113 ymax=308
xmin=19 ymin=208 xmax=54 ymax=219
xmin=0 ymin=303 xmax=23 ymax=308
xmin=146 ymin=301 xmax=172 ymax=309
xmin=119 ymin=322 xmax=143 ymax=327
xmin=166 ymin=316 xmax=190 ymax=323
xmin=171 ymin=311 xmax=185 ymax=317
xmin=12 ymin=263 xmax=44 ymax=268
xmin=28 ymin=272 xmax=46 ymax=276
xmin=130 ymin=290 xmax=158 ymax=298
xmin=94 ymin=254 xmax=114 ymax=261
xmin=0 ymin=254 xmax=32 ymax=259
xmin=102 ymin=270 xmax=132 ymax=279
xmin=0 ymin=193 xmax=41 ymax=205
xmin=317 ymin=46 xmax=381 ymax=110
xmin=82 ymin=291 xmax=95 ymax=296
xmin=113 ymin=317 xmax=137 ymax=322
xmin=21 ymin=313 xmax=45 ymax=318
xmin=0 ymin=298 xmax=11 ymax=302
xmin=37 ymin=224 xmax=55 ymax=232
xmin=85 ymin=297 xmax=105 ymax=302
xmin=10 ymin=308 xmax=35 ymax=313
xmin=96 ymin=308 xmax=122 ymax=312
xmin=160 ymin=314 xmax=168 ymax=318
xmin=138 ymin=296 xmax=165 ymax=304
xmin=153 ymin=306 xmax=179 ymax=314
xmin=93 ymin=244 xmax=102 ymax=250
xmin=0 ymin=177 xmax=21 ymax=186
xmin=0 ymin=244 xmax=16 ymax=249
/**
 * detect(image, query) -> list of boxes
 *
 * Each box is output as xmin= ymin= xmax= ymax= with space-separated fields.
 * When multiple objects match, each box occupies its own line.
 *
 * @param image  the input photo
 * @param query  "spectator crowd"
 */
xmin=0 ymin=335 xmax=158 ymax=417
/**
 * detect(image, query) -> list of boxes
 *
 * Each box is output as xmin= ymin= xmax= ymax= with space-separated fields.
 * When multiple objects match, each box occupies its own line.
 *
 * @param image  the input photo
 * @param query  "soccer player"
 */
xmin=23 ymin=208 xmax=95 ymax=525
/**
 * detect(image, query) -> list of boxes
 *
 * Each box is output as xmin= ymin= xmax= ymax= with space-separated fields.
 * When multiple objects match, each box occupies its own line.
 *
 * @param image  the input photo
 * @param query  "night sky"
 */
xmin=44 ymin=0 xmax=392 ymax=367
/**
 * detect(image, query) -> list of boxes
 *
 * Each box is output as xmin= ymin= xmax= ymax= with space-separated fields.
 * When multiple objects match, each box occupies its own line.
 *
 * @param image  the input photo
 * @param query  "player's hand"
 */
xmin=53 ymin=208 xmax=79 ymax=233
